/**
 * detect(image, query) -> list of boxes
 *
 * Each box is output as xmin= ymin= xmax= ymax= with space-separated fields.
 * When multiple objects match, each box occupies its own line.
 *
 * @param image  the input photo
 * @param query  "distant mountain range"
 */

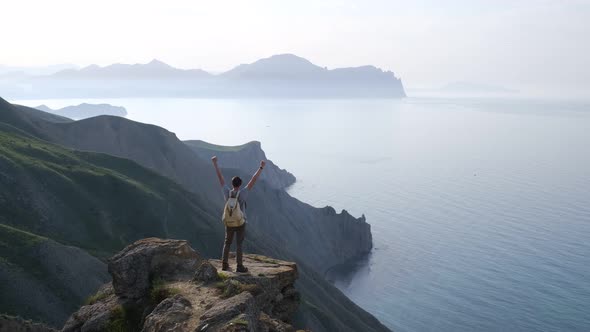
xmin=0 ymin=54 xmax=406 ymax=98
xmin=51 ymin=59 xmax=211 ymax=80
xmin=0 ymin=63 xmax=77 ymax=76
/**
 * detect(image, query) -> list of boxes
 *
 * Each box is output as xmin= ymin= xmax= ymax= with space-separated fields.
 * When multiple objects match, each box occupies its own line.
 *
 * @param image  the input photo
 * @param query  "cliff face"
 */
xmin=63 ymin=238 xmax=300 ymax=332
xmin=184 ymin=140 xmax=296 ymax=190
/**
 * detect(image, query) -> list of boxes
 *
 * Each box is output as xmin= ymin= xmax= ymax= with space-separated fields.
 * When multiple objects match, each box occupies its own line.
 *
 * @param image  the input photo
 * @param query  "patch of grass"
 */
xmin=214 ymin=280 xmax=260 ymax=299
xmin=239 ymin=283 xmax=260 ymax=296
xmin=84 ymin=291 xmax=109 ymax=305
xmin=106 ymin=304 xmax=143 ymax=332
xmin=150 ymin=278 xmax=180 ymax=304
xmin=107 ymin=305 xmax=128 ymax=332
xmin=217 ymin=272 xmax=229 ymax=281
xmin=223 ymin=280 xmax=241 ymax=298
xmin=229 ymin=317 xmax=249 ymax=326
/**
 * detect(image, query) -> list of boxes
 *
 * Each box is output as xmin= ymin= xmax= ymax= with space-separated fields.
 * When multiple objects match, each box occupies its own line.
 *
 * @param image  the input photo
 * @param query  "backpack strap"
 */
xmin=229 ymin=189 xmax=241 ymax=200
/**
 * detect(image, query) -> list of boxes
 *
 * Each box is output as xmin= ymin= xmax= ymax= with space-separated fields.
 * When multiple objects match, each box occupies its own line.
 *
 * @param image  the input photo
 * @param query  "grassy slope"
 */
xmin=0 ymin=128 xmax=223 ymax=258
xmin=0 ymin=223 xmax=46 ymax=275
xmin=0 ymin=224 xmax=69 ymax=324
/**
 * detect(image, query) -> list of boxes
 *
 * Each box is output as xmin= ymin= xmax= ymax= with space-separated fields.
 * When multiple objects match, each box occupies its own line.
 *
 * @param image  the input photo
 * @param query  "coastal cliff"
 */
xmin=184 ymin=140 xmax=296 ymax=190
xmin=63 ymin=238 xmax=300 ymax=332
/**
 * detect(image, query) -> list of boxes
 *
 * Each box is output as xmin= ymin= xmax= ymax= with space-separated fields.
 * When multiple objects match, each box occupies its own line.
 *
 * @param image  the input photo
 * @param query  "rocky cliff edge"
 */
xmin=61 ymin=238 xmax=300 ymax=332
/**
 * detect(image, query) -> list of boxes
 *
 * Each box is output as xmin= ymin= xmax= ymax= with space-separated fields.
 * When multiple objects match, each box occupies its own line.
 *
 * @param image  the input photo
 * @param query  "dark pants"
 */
xmin=222 ymin=223 xmax=246 ymax=266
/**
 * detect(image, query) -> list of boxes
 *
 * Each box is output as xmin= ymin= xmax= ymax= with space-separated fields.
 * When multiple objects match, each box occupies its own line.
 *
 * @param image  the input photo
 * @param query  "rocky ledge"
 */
xmin=61 ymin=238 xmax=300 ymax=332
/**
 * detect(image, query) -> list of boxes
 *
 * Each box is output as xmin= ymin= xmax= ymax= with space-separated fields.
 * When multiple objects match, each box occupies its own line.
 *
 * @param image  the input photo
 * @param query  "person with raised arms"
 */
xmin=211 ymin=156 xmax=266 ymax=272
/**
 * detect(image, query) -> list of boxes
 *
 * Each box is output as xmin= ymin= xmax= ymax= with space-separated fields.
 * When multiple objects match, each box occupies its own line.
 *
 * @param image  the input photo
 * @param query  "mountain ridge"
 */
xmin=45 ymin=54 xmax=401 ymax=81
xmin=0 ymin=54 xmax=406 ymax=98
xmin=52 ymin=59 xmax=212 ymax=80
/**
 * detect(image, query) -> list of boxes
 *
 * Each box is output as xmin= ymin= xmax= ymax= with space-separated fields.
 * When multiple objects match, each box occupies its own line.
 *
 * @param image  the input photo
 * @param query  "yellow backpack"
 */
xmin=222 ymin=190 xmax=245 ymax=227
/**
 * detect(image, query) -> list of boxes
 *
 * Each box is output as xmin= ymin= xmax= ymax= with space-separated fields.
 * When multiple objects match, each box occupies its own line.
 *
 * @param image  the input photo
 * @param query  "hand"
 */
xmin=260 ymin=160 xmax=266 ymax=168
xmin=211 ymin=156 xmax=218 ymax=164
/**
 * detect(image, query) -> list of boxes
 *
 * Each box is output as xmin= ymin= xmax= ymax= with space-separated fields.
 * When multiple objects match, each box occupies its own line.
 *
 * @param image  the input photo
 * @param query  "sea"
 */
xmin=13 ymin=97 xmax=590 ymax=332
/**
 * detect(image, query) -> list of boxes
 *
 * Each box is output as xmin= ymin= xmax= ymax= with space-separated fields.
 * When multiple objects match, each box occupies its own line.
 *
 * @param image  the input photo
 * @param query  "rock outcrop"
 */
xmin=62 ymin=238 xmax=300 ymax=332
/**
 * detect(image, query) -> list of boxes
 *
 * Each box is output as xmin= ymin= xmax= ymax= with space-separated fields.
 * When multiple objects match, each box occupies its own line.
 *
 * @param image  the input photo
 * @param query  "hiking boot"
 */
xmin=236 ymin=265 xmax=248 ymax=273
xmin=222 ymin=263 xmax=230 ymax=271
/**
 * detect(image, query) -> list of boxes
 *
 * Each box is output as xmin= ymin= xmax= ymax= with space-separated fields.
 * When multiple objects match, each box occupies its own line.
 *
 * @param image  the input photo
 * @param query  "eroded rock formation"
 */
xmin=62 ymin=238 xmax=299 ymax=332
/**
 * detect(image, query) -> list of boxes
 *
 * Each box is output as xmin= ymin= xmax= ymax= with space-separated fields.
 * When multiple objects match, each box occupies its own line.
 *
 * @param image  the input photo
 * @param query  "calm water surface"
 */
xmin=15 ymin=97 xmax=590 ymax=331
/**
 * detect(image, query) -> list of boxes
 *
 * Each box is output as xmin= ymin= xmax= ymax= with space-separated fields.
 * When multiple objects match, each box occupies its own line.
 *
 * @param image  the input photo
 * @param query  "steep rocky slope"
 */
xmin=185 ymin=140 xmax=296 ymax=190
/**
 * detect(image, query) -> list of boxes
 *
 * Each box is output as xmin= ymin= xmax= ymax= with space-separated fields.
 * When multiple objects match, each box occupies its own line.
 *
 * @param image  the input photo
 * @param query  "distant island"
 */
xmin=35 ymin=103 xmax=127 ymax=120
xmin=0 ymin=54 xmax=406 ymax=99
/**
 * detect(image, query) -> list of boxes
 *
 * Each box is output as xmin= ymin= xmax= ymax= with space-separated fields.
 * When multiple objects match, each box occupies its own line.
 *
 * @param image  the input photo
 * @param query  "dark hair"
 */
xmin=231 ymin=176 xmax=243 ymax=188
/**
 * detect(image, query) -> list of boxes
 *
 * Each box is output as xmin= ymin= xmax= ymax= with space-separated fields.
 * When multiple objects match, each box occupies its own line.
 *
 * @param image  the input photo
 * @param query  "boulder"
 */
xmin=141 ymin=294 xmax=193 ymax=332
xmin=193 ymin=260 xmax=219 ymax=283
xmin=61 ymin=285 xmax=118 ymax=332
xmin=108 ymin=238 xmax=202 ymax=300
xmin=197 ymin=292 xmax=259 ymax=332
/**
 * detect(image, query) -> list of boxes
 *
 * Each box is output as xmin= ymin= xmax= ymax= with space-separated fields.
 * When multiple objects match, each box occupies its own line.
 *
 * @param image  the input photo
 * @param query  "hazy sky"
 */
xmin=1 ymin=0 xmax=589 ymax=94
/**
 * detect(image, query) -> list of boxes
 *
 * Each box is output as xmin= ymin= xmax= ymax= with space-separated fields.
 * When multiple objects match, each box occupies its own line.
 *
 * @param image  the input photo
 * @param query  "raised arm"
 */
xmin=211 ymin=156 xmax=225 ymax=186
xmin=246 ymin=160 xmax=266 ymax=190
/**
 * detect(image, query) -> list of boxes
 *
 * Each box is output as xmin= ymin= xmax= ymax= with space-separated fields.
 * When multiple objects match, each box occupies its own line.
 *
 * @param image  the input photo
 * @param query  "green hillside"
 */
xmin=0 ymin=223 xmax=110 ymax=326
xmin=0 ymin=128 xmax=222 ymax=258
xmin=0 ymin=223 xmax=46 ymax=275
